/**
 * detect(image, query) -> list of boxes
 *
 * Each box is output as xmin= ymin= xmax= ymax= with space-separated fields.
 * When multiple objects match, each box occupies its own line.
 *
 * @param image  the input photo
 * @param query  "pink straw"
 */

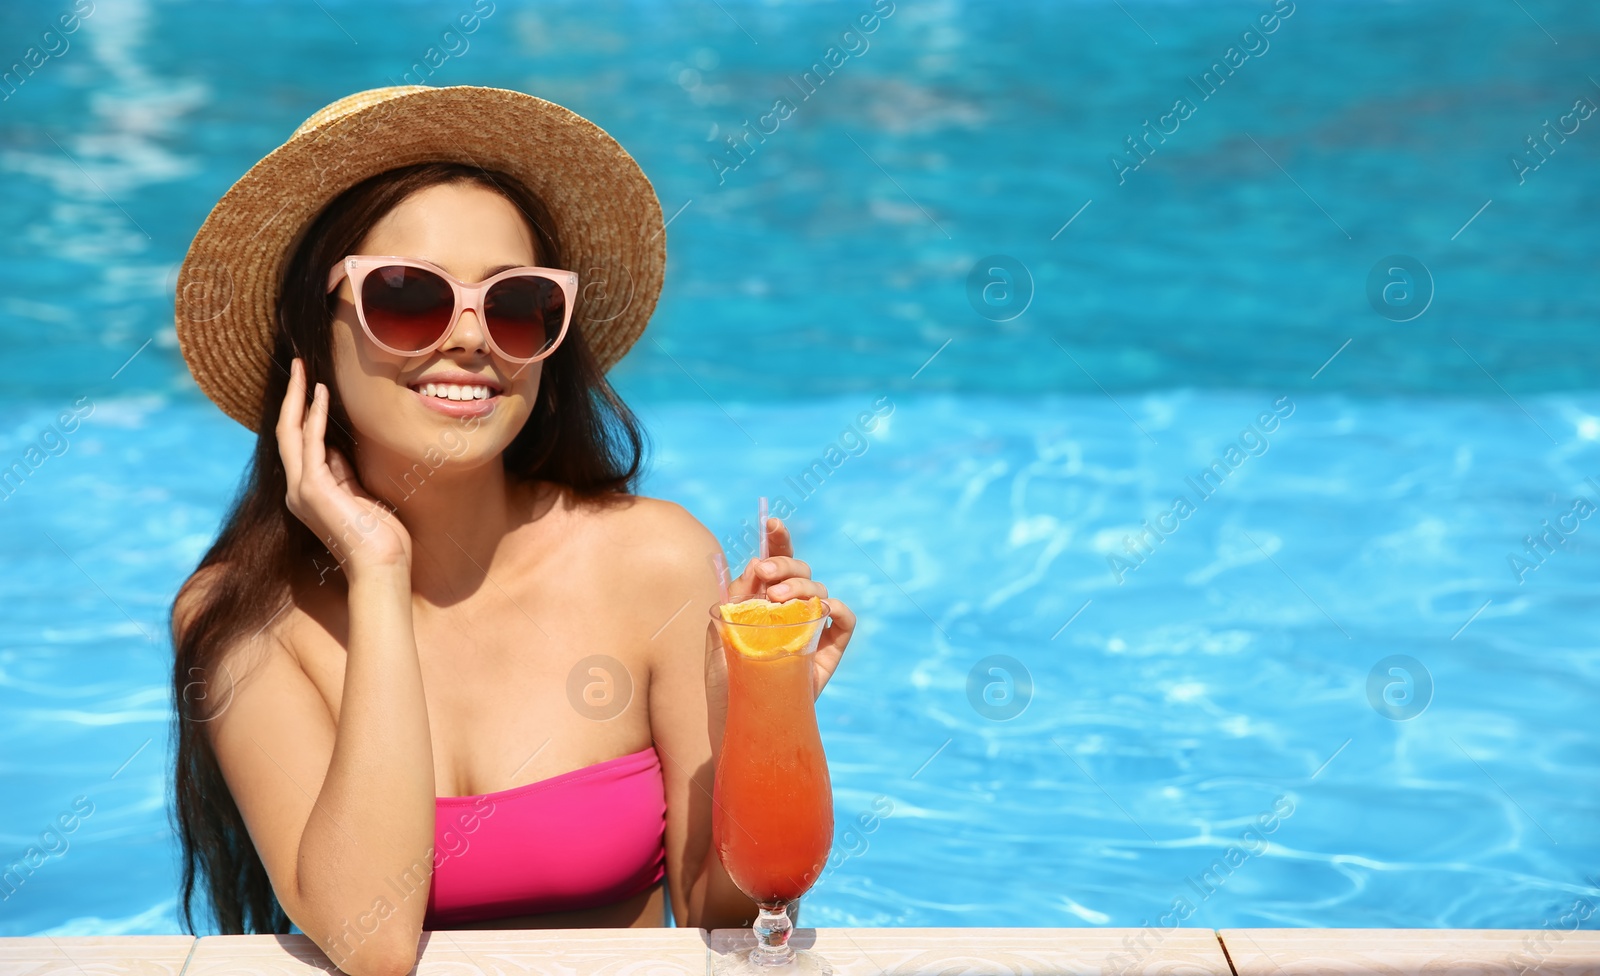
xmin=758 ymin=496 xmax=769 ymax=562
xmin=755 ymin=496 xmax=770 ymax=601
xmin=710 ymin=552 xmax=731 ymax=604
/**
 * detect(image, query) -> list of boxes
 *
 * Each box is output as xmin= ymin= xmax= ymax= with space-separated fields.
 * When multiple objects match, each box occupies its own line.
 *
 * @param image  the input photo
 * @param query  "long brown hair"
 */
xmin=167 ymin=162 xmax=650 ymax=934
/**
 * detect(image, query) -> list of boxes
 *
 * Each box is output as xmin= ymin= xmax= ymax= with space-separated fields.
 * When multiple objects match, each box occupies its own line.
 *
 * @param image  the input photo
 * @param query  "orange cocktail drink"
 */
xmin=709 ymin=595 xmax=834 ymax=972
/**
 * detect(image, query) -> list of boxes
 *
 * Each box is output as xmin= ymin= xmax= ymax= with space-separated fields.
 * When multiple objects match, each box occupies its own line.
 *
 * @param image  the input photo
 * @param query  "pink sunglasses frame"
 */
xmin=325 ymin=255 xmax=579 ymax=364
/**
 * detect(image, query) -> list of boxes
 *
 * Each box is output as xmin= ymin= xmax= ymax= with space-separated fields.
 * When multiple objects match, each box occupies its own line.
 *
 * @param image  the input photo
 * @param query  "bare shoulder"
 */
xmin=171 ymin=562 xmax=337 ymax=927
xmin=560 ymin=491 xmax=724 ymax=653
xmin=172 ymin=562 xmax=276 ymax=669
xmin=629 ymin=495 xmax=719 ymax=546
xmin=568 ymin=490 xmax=722 ymax=571
xmin=173 ymin=561 xmax=296 ymax=646
xmin=171 ymin=561 xmax=228 ymax=643
xmin=171 ymin=561 xmax=308 ymax=717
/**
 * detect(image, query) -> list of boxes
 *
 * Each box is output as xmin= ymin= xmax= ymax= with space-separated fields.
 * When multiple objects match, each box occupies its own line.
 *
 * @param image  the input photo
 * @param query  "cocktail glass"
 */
xmin=708 ymin=598 xmax=834 ymax=974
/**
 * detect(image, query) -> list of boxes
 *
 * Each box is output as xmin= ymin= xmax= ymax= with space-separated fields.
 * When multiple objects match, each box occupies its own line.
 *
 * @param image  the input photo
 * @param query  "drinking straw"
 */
xmin=758 ymin=496 xmax=769 ymax=562
xmin=711 ymin=552 xmax=731 ymax=604
xmin=755 ymin=497 xmax=770 ymax=600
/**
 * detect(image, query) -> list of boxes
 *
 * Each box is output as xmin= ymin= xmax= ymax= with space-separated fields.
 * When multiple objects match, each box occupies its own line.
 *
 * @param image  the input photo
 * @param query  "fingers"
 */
xmin=748 ymin=554 xmax=814 ymax=601
xmin=764 ymin=517 xmax=793 ymax=558
xmin=753 ymin=555 xmax=810 ymax=584
xmin=810 ymin=599 xmax=854 ymax=699
xmin=326 ymin=446 xmax=358 ymax=492
xmin=276 ymin=357 xmax=305 ymax=487
xmin=766 ymin=577 xmax=826 ymax=602
xmin=730 ymin=520 xmax=813 ymax=597
xmin=302 ymin=379 xmax=328 ymax=478
xmin=822 ymin=597 xmax=855 ymax=635
xmin=733 ymin=518 xmax=799 ymax=593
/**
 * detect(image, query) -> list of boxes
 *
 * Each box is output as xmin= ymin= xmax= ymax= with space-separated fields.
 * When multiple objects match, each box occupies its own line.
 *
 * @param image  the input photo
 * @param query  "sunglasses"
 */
xmin=325 ymin=255 xmax=578 ymax=364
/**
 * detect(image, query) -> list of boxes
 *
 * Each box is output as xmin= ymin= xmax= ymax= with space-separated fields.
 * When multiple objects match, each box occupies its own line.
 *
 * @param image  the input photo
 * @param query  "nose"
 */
xmin=441 ymin=303 xmax=490 ymax=358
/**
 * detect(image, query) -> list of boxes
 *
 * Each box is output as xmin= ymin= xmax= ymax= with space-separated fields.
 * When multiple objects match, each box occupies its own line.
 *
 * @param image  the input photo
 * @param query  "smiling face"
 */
xmin=326 ymin=180 xmax=545 ymax=471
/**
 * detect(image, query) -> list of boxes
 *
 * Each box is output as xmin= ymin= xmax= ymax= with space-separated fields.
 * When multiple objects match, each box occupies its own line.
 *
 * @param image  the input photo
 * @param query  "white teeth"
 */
xmin=414 ymin=383 xmax=493 ymax=401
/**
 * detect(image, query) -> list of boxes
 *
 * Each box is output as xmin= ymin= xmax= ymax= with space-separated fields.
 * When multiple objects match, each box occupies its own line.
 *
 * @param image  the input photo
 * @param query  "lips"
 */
xmin=410 ymin=381 xmax=497 ymax=401
xmin=408 ymin=386 xmax=499 ymax=418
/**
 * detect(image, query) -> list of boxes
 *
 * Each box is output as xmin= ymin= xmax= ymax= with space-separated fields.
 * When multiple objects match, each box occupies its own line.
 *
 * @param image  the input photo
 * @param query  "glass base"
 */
xmin=713 ymin=946 xmax=832 ymax=976
xmin=713 ymin=904 xmax=830 ymax=975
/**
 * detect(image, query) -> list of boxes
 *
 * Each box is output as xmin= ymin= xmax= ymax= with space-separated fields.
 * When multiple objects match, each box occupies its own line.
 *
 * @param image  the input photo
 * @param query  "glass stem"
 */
xmin=750 ymin=902 xmax=794 ymax=966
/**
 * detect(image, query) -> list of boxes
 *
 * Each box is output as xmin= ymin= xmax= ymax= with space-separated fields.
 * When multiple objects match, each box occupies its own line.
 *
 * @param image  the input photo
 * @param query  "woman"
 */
xmin=167 ymin=86 xmax=856 ymax=974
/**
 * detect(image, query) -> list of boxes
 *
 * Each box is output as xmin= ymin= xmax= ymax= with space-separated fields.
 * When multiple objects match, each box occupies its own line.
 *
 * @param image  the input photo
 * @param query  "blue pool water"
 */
xmin=3 ymin=0 xmax=1598 ymax=936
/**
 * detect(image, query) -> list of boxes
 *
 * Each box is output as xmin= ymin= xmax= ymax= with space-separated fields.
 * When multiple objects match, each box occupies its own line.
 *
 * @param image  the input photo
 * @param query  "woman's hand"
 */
xmin=727 ymin=516 xmax=857 ymax=698
xmin=276 ymin=357 xmax=413 ymax=579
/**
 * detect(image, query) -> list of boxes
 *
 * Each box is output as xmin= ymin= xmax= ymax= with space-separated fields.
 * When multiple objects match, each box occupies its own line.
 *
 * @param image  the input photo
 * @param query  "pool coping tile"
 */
xmin=14 ymin=929 xmax=1600 ymax=976
xmin=709 ymin=926 xmax=1231 ymax=975
xmin=1219 ymin=927 xmax=1600 ymax=975
xmin=420 ymin=928 xmax=709 ymax=975
xmin=186 ymin=930 xmax=710 ymax=976
xmin=0 ymin=936 xmax=197 ymax=976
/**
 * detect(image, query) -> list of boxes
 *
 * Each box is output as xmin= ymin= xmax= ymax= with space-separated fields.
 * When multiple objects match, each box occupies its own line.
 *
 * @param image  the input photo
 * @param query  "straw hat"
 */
xmin=173 ymin=85 xmax=666 ymax=432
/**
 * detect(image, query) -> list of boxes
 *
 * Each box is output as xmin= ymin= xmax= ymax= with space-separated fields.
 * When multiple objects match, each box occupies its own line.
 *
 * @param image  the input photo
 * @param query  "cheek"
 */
xmin=330 ymin=328 xmax=402 ymax=420
xmin=482 ymin=386 xmax=539 ymax=446
xmin=505 ymin=362 xmax=544 ymax=401
xmin=327 ymin=323 xmax=436 ymax=450
xmin=330 ymin=318 xmax=393 ymax=385
xmin=491 ymin=368 xmax=544 ymax=424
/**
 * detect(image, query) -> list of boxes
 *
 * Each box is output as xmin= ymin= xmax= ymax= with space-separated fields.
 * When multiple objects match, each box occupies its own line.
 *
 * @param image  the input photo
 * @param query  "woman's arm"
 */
xmin=643 ymin=504 xmax=855 ymax=930
xmin=640 ymin=504 xmax=760 ymax=929
xmin=202 ymin=359 xmax=433 ymax=976
xmin=202 ymin=563 xmax=434 ymax=976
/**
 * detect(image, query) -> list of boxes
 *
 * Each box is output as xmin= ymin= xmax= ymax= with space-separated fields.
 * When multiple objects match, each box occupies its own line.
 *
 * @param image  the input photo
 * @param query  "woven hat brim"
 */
xmin=174 ymin=85 xmax=666 ymax=432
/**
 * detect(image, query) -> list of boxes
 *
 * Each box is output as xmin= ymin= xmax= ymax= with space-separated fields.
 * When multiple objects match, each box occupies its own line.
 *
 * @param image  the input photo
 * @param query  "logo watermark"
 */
xmin=566 ymin=654 xmax=633 ymax=721
xmin=721 ymin=396 xmax=894 ymax=572
xmin=325 ymin=797 xmax=495 ymax=970
xmin=1507 ymin=478 xmax=1599 ymax=584
xmin=1509 ymin=89 xmax=1596 ymax=185
xmin=1110 ymin=0 xmax=1296 ymax=185
xmin=0 ymin=0 xmax=95 ymax=104
xmin=1106 ymin=794 xmax=1296 ymax=976
xmin=392 ymin=0 xmax=495 ymax=87
xmin=1365 ymin=655 xmax=1432 ymax=721
xmin=0 ymin=396 xmax=94 ymax=502
xmin=1106 ymin=396 xmax=1295 ymax=583
xmin=0 ymin=796 xmax=95 ymax=902
xmin=1366 ymin=255 xmax=1433 ymax=323
xmin=818 ymin=794 xmax=894 ymax=883
xmin=709 ymin=0 xmax=896 ymax=184
xmin=966 ymin=654 xmax=1032 ymax=721
xmin=966 ymin=255 xmax=1033 ymax=322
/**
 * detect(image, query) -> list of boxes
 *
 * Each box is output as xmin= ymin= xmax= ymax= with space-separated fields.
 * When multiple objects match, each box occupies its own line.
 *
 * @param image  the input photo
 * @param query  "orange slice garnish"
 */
xmin=717 ymin=596 xmax=826 ymax=659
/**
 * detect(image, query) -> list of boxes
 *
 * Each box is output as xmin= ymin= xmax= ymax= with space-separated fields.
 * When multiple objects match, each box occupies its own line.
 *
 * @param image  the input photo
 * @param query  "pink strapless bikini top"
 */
xmin=422 ymin=745 xmax=666 ymax=928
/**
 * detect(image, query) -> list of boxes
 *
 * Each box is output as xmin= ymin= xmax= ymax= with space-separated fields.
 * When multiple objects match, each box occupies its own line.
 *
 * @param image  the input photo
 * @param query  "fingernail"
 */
xmin=759 ymin=560 xmax=776 ymax=575
xmin=768 ymin=583 xmax=789 ymax=598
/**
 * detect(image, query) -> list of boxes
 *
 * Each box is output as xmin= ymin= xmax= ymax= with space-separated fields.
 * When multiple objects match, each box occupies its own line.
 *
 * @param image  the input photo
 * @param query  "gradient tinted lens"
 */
xmin=359 ymin=265 xmax=455 ymax=352
xmin=484 ymin=274 xmax=565 ymax=360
